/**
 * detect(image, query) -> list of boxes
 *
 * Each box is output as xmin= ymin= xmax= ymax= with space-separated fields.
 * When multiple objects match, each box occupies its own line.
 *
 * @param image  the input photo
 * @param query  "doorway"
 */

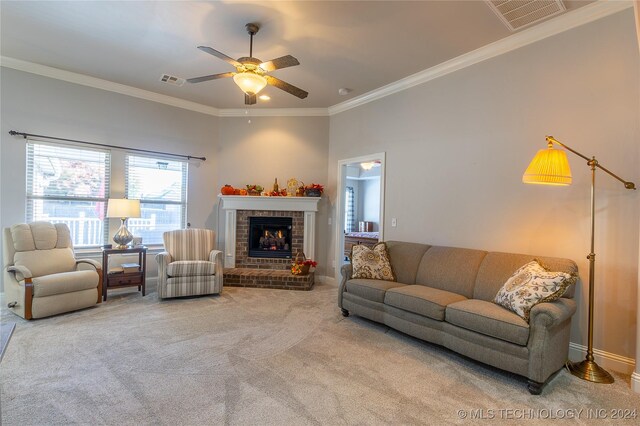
xmin=335 ymin=152 xmax=386 ymax=281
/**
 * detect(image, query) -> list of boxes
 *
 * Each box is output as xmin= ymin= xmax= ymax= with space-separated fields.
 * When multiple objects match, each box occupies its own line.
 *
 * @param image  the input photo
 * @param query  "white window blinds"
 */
xmin=26 ymin=141 xmax=111 ymax=247
xmin=125 ymin=155 xmax=188 ymax=245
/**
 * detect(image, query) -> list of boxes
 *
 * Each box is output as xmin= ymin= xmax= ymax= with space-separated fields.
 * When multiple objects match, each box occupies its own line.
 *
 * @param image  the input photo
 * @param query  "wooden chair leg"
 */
xmin=24 ymin=278 xmax=33 ymax=320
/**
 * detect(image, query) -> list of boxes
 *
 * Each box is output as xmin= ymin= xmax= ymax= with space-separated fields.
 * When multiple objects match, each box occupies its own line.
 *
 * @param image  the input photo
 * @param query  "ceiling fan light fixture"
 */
xmin=233 ymin=72 xmax=267 ymax=95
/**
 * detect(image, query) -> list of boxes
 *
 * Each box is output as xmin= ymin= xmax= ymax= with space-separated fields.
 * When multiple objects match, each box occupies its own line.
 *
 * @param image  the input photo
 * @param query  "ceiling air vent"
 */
xmin=159 ymin=74 xmax=185 ymax=87
xmin=485 ymin=0 xmax=566 ymax=31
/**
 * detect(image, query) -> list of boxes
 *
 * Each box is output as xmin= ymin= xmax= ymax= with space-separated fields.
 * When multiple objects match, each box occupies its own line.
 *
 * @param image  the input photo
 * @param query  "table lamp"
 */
xmin=106 ymin=198 xmax=141 ymax=249
xmin=523 ymin=135 xmax=636 ymax=384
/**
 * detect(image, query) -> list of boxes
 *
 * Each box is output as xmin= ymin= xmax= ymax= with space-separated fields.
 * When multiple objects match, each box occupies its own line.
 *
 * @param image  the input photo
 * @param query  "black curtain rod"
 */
xmin=8 ymin=130 xmax=206 ymax=161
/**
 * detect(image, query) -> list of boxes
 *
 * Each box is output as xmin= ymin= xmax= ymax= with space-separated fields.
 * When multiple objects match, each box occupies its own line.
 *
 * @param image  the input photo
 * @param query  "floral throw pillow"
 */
xmin=351 ymin=242 xmax=396 ymax=281
xmin=494 ymin=259 xmax=576 ymax=322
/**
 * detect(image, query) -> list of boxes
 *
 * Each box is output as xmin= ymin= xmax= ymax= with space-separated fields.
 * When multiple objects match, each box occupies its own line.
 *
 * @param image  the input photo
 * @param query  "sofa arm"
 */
xmin=209 ymin=249 xmax=223 ymax=264
xmin=7 ymin=265 xmax=33 ymax=281
xmin=338 ymin=264 xmax=353 ymax=308
xmin=155 ymin=252 xmax=172 ymax=273
xmin=209 ymin=250 xmax=224 ymax=292
xmin=155 ymin=252 xmax=173 ymax=299
xmin=529 ymin=298 xmax=577 ymax=329
xmin=76 ymin=258 xmax=102 ymax=271
xmin=76 ymin=258 xmax=103 ymax=304
xmin=527 ymin=297 xmax=577 ymax=384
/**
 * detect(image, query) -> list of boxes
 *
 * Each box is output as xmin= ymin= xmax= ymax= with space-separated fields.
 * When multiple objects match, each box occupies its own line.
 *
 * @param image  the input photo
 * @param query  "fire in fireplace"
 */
xmin=248 ymin=217 xmax=293 ymax=258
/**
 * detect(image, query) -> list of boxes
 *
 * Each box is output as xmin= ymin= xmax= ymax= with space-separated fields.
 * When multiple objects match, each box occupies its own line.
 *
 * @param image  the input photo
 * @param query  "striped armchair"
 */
xmin=155 ymin=229 xmax=223 ymax=299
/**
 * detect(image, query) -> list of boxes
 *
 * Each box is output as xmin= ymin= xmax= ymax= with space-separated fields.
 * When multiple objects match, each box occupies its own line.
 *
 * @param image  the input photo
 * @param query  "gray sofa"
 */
xmin=338 ymin=241 xmax=578 ymax=394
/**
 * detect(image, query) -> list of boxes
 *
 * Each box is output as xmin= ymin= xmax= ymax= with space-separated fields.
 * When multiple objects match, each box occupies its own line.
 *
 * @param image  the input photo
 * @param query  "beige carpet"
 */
xmin=1 ymin=281 xmax=639 ymax=425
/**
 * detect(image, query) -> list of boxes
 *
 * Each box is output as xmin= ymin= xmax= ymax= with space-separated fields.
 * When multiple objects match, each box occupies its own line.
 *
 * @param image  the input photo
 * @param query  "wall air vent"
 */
xmin=159 ymin=74 xmax=185 ymax=87
xmin=485 ymin=0 xmax=566 ymax=31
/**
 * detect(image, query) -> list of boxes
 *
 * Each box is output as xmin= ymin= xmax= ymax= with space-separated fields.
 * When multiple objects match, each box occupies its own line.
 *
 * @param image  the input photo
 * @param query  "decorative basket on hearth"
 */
xmin=291 ymin=251 xmax=317 ymax=276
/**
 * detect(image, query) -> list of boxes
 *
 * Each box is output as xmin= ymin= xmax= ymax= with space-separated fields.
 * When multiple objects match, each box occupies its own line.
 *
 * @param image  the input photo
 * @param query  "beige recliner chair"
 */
xmin=156 ymin=228 xmax=223 ymax=299
xmin=3 ymin=222 xmax=102 ymax=319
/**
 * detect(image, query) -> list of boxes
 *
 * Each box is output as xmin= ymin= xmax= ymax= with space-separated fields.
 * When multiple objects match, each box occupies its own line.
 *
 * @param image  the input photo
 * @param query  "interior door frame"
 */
xmin=335 ymin=152 xmax=386 ymax=282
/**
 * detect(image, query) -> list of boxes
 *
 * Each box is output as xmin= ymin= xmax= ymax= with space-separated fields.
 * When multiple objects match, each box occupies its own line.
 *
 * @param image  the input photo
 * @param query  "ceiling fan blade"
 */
xmin=197 ymin=46 xmax=241 ymax=67
xmin=245 ymin=94 xmax=257 ymax=105
xmin=265 ymin=75 xmax=308 ymax=99
xmin=186 ymin=72 xmax=235 ymax=84
xmin=259 ymin=55 xmax=300 ymax=72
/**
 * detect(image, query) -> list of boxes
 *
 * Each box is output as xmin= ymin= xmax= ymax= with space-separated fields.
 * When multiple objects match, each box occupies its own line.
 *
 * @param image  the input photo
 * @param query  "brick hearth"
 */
xmin=223 ymin=268 xmax=314 ymax=291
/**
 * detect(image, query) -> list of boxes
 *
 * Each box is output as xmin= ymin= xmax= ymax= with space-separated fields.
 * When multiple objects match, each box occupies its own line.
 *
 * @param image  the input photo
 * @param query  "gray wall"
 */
xmin=0 ymin=70 xmax=331 ymax=281
xmin=0 ymin=68 xmax=219 ymax=281
xmin=217 ymin=116 xmax=330 ymax=275
xmin=328 ymin=10 xmax=639 ymax=360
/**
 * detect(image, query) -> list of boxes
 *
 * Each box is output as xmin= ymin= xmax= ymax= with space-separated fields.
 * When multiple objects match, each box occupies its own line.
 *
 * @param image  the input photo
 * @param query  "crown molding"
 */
xmin=0 ymin=56 xmax=221 ymax=117
xmin=218 ymin=108 xmax=328 ymax=117
xmin=1 ymin=1 xmax=631 ymax=119
xmin=328 ymin=0 xmax=633 ymax=116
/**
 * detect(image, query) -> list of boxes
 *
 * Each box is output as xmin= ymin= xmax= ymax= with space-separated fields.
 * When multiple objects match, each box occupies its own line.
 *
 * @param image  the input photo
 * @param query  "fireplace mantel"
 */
xmin=219 ymin=195 xmax=320 ymax=268
xmin=218 ymin=195 xmax=319 ymax=212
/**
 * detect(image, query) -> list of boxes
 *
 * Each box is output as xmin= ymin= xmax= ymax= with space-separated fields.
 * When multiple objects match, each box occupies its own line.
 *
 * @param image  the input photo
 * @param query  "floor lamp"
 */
xmin=523 ymin=135 xmax=636 ymax=384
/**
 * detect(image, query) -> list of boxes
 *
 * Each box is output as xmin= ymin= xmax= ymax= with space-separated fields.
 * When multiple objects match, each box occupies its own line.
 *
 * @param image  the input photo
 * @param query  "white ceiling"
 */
xmin=1 ymin=1 xmax=595 ymax=110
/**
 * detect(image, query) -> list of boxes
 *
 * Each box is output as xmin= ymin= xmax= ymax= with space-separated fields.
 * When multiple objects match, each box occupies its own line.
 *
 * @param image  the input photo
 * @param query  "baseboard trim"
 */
xmin=631 ymin=372 xmax=640 ymax=393
xmin=568 ymin=342 xmax=635 ymax=375
xmin=315 ymin=275 xmax=337 ymax=287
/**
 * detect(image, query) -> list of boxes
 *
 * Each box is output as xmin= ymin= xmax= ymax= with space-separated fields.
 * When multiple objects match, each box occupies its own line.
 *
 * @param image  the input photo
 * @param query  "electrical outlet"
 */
xmin=391 ymin=218 xmax=397 ymax=227
xmin=328 ymin=217 xmax=332 ymax=225
xmin=332 ymin=260 xmax=336 ymax=268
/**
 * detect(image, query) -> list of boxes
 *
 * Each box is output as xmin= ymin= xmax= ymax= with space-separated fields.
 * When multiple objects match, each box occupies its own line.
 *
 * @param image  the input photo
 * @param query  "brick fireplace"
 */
xmin=218 ymin=195 xmax=320 ymax=269
xmin=219 ymin=195 xmax=320 ymax=290
xmin=235 ymin=210 xmax=303 ymax=270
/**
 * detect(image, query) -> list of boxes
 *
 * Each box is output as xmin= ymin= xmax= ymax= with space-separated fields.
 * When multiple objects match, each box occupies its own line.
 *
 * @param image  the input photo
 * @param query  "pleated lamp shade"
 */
xmin=522 ymin=147 xmax=572 ymax=186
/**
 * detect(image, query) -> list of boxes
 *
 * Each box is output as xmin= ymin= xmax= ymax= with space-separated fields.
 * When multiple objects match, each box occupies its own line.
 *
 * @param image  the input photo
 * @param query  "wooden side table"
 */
xmin=101 ymin=246 xmax=147 ymax=301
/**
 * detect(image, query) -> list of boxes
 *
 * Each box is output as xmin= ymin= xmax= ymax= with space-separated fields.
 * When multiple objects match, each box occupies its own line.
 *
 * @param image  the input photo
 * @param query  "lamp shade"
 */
xmin=523 ymin=147 xmax=572 ymax=186
xmin=233 ymin=72 xmax=267 ymax=95
xmin=106 ymin=198 xmax=141 ymax=218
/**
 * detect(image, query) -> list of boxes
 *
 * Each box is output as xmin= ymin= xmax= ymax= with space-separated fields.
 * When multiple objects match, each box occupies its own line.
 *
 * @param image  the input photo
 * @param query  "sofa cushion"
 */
xmin=32 ymin=270 xmax=99 ymax=297
xmin=415 ymin=246 xmax=487 ymax=298
xmin=345 ymin=279 xmax=405 ymax=303
xmin=494 ymin=260 xmax=576 ymax=321
xmin=351 ymin=242 xmax=395 ymax=281
xmin=167 ymin=260 xmax=216 ymax=277
xmin=474 ymin=252 xmax=578 ymax=302
xmin=446 ymin=299 xmax=530 ymax=346
xmin=385 ymin=241 xmax=431 ymax=285
xmin=385 ymin=285 xmax=467 ymax=321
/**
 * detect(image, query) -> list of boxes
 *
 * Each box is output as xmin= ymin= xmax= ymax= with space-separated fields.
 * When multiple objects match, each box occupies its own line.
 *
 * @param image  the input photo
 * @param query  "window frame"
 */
xmin=124 ymin=154 xmax=188 ymax=246
xmin=25 ymin=141 xmax=111 ymax=248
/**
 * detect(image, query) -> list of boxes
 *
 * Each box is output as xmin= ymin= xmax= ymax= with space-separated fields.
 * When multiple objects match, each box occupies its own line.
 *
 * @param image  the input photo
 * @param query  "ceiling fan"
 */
xmin=187 ymin=23 xmax=308 ymax=105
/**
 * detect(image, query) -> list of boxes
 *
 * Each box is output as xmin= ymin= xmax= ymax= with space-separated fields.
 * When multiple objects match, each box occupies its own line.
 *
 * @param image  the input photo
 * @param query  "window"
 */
xmin=345 ymin=186 xmax=355 ymax=233
xmin=125 ymin=155 xmax=188 ymax=245
xmin=26 ymin=142 xmax=110 ymax=247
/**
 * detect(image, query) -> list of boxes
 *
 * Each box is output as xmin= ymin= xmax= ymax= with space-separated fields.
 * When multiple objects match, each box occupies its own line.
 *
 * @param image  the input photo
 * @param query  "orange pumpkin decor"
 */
xmin=239 ymin=189 xmax=248 ymax=196
xmin=233 ymin=188 xmax=241 ymax=195
xmin=221 ymin=184 xmax=235 ymax=195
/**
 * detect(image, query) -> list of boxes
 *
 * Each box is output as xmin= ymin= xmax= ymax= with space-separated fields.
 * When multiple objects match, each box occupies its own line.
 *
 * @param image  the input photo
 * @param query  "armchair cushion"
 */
xmin=167 ymin=260 xmax=216 ymax=277
xmin=163 ymin=229 xmax=215 ymax=261
xmin=11 ymin=222 xmax=71 ymax=251
xmin=14 ymin=248 xmax=76 ymax=278
xmin=32 ymin=270 xmax=99 ymax=297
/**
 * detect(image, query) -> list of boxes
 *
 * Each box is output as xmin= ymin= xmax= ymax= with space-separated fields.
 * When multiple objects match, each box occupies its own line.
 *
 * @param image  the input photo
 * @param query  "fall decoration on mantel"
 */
xmin=221 ymin=184 xmax=235 ymax=195
xmin=304 ymin=183 xmax=324 ymax=197
xmin=246 ymin=184 xmax=263 ymax=196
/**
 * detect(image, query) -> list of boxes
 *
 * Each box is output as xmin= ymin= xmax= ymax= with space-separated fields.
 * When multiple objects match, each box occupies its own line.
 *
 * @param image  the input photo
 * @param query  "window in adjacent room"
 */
xmin=345 ymin=186 xmax=355 ymax=233
xmin=26 ymin=141 xmax=110 ymax=247
xmin=125 ymin=155 xmax=188 ymax=245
